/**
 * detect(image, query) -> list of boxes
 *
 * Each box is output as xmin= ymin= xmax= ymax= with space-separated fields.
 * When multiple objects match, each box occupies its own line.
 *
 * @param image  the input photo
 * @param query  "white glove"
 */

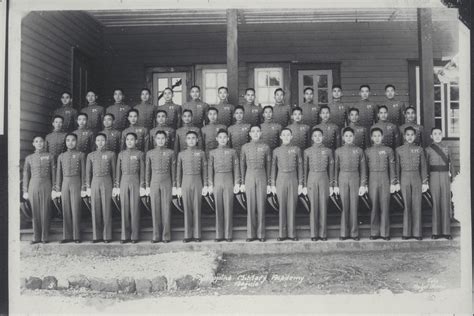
xmin=172 ymin=187 xmax=177 ymax=196
xmin=358 ymin=186 xmax=366 ymax=196
xmin=297 ymin=185 xmax=303 ymax=195
xmin=329 ymin=187 xmax=334 ymax=196
xmin=267 ymin=186 xmax=272 ymax=195
xmin=23 ymin=193 xmax=29 ymax=200
xmin=240 ymin=184 xmax=246 ymax=193
xmin=202 ymin=186 xmax=209 ymax=196
xmin=145 ymin=187 xmax=151 ymax=196
xmin=51 ymin=191 xmax=56 ymax=200
xmin=80 ymin=191 xmax=87 ymax=198
xmin=395 ymin=184 xmax=401 ymax=192
xmin=302 ymin=187 xmax=308 ymax=196
xmin=233 ymin=184 xmax=240 ymax=194
xmin=140 ymin=188 xmax=146 ymax=197
xmin=176 ymin=187 xmax=182 ymax=198
xmin=333 ymin=187 xmax=340 ymax=195
xmin=208 ymin=185 xmax=213 ymax=194
xmin=86 ymin=188 xmax=91 ymax=197
xmin=112 ymin=188 xmax=119 ymax=197
xmin=390 ymin=185 xmax=396 ymax=194
xmin=271 ymin=186 xmax=277 ymax=195
xmin=422 ymin=184 xmax=429 ymax=193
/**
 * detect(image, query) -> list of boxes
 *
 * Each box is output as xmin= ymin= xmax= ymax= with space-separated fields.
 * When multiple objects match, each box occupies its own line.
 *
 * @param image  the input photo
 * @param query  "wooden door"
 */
xmin=71 ymin=48 xmax=91 ymax=109
xmin=297 ymin=70 xmax=333 ymax=106
xmin=152 ymin=72 xmax=187 ymax=106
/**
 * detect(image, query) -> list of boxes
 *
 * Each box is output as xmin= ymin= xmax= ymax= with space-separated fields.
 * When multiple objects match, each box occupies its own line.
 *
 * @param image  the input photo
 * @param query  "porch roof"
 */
xmin=87 ymin=8 xmax=457 ymax=27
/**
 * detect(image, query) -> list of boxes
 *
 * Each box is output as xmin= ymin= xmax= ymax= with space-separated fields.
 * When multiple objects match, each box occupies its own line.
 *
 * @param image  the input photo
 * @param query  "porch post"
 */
xmin=417 ymin=8 xmax=435 ymax=142
xmin=226 ymin=9 xmax=239 ymax=105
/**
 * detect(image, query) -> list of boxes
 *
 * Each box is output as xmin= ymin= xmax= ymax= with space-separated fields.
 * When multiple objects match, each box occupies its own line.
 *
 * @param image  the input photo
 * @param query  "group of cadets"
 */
xmin=23 ymin=83 xmax=456 ymax=244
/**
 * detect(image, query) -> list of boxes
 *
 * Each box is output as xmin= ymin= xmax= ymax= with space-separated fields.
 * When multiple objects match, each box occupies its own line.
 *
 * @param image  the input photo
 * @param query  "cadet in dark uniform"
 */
xmin=425 ymin=128 xmax=457 ymax=239
xmin=314 ymin=105 xmax=341 ymax=151
xmin=183 ymin=85 xmax=209 ymax=128
xmin=115 ymin=132 xmax=146 ymax=243
xmin=344 ymin=108 xmax=370 ymax=150
xmin=353 ymin=85 xmax=377 ymax=130
xmin=272 ymin=88 xmax=291 ymax=127
xmin=327 ymin=85 xmax=347 ymax=131
xmin=134 ymin=88 xmax=157 ymax=130
xmin=260 ymin=106 xmax=282 ymax=151
xmin=303 ymin=128 xmax=334 ymax=241
xmin=370 ymin=105 xmax=400 ymax=150
xmin=81 ymin=90 xmax=105 ymax=133
xmin=334 ymin=127 xmax=368 ymax=240
xmin=396 ymin=126 xmax=428 ymax=240
xmin=149 ymin=110 xmax=176 ymax=150
xmin=53 ymin=92 xmax=77 ymax=132
xmin=382 ymin=84 xmax=405 ymax=126
xmin=287 ymin=107 xmax=310 ymax=151
xmin=201 ymin=107 xmax=227 ymax=157
xmin=121 ymin=109 xmax=149 ymax=152
xmin=100 ymin=113 xmax=121 ymax=154
xmin=241 ymin=88 xmax=262 ymax=126
xmin=399 ymin=106 xmax=424 ymax=147
xmin=55 ymin=133 xmax=86 ymax=243
xmin=86 ymin=133 xmax=116 ymax=243
xmin=145 ymin=131 xmax=177 ymax=243
xmin=208 ymin=129 xmax=241 ymax=242
xmin=228 ymin=106 xmax=251 ymax=156
xmin=176 ymin=131 xmax=208 ymax=242
xmin=365 ymin=128 xmax=397 ymax=240
xmin=300 ymin=87 xmax=320 ymax=128
xmin=73 ymin=113 xmax=95 ymax=154
xmin=106 ymin=88 xmax=131 ymax=131
xmin=175 ymin=109 xmax=203 ymax=152
xmin=271 ymin=128 xmax=303 ymax=241
xmin=240 ymin=125 xmax=272 ymax=242
xmin=23 ymin=136 xmax=55 ymax=244
xmin=45 ymin=115 xmax=67 ymax=162
xmin=215 ymin=86 xmax=235 ymax=127
xmin=157 ymin=87 xmax=182 ymax=130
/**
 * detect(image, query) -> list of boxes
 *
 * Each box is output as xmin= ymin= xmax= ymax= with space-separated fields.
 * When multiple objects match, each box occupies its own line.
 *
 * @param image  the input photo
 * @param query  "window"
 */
xmin=415 ymin=66 xmax=459 ymax=137
xmin=202 ymin=69 xmax=227 ymax=104
xmin=297 ymin=70 xmax=333 ymax=106
xmin=254 ymin=68 xmax=283 ymax=106
xmin=153 ymin=72 xmax=187 ymax=106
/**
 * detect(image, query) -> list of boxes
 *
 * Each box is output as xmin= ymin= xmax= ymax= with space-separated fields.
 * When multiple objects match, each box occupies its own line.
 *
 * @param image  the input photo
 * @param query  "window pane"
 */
xmin=217 ymin=73 xmax=227 ymax=87
xmin=450 ymin=101 xmax=459 ymax=110
xmin=318 ymin=75 xmax=328 ymax=88
xmin=158 ymin=78 xmax=168 ymax=91
xmin=158 ymin=97 xmax=165 ymax=106
xmin=434 ymin=86 xmax=441 ymax=101
xmin=174 ymin=92 xmax=182 ymax=105
xmin=434 ymin=102 xmax=442 ymax=117
xmin=450 ymin=85 xmax=459 ymax=101
xmin=318 ymin=89 xmax=328 ymax=103
xmin=268 ymin=72 xmax=281 ymax=87
xmin=303 ymin=75 xmax=313 ymax=86
xmin=205 ymin=89 xmax=216 ymax=104
xmin=205 ymin=73 xmax=216 ymax=88
xmin=257 ymin=71 xmax=268 ymax=87
xmin=435 ymin=118 xmax=442 ymax=129
xmin=256 ymin=88 xmax=269 ymax=105
xmin=172 ymin=78 xmax=183 ymax=91
xmin=450 ymin=110 xmax=459 ymax=135
xmin=433 ymin=72 xmax=440 ymax=84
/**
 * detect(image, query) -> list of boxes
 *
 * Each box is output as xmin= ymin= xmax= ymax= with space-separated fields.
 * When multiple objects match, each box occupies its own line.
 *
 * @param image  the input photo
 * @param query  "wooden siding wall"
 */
xmin=20 ymin=11 xmax=104 ymax=163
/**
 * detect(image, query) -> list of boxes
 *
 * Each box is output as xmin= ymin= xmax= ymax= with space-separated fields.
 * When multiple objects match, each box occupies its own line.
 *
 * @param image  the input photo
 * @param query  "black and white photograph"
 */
xmin=4 ymin=0 xmax=472 ymax=313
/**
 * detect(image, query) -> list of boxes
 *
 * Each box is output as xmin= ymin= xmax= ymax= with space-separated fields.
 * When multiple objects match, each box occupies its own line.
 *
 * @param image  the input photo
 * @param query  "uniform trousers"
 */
xmin=307 ymin=171 xmax=329 ymax=238
xmin=182 ymin=174 xmax=203 ymax=239
xmin=400 ymin=171 xmax=422 ymax=237
xmin=214 ymin=172 xmax=234 ymax=239
xmin=29 ymin=177 xmax=52 ymax=242
xmin=430 ymin=171 xmax=451 ymax=235
xmin=245 ymin=169 xmax=267 ymax=239
xmin=339 ymin=171 xmax=360 ymax=238
xmin=150 ymin=174 xmax=172 ymax=241
xmin=120 ymin=175 xmax=141 ymax=241
xmin=91 ymin=176 xmax=113 ymax=241
xmin=368 ymin=171 xmax=391 ymax=237
xmin=61 ymin=176 xmax=82 ymax=240
xmin=276 ymin=171 xmax=298 ymax=238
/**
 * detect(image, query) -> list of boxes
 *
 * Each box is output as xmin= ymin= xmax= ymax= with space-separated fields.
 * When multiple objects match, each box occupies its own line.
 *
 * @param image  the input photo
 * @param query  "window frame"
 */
xmin=195 ymin=64 xmax=227 ymax=105
xmin=247 ymin=63 xmax=291 ymax=106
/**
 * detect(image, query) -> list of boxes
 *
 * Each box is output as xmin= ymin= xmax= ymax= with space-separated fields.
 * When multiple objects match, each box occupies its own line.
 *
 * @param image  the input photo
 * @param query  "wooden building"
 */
xmin=20 ymin=8 xmax=460 ymax=169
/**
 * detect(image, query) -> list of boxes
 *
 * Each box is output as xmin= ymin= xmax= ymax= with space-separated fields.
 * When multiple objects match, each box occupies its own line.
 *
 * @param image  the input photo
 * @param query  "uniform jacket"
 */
xmin=53 ymin=105 xmax=78 ymax=132
xmin=364 ymin=144 xmax=397 ymax=184
xmin=395 ymin=143 xmax=428 ymax=184
xmin=314 ymin=121 xmax=341 ymax=150
xmin=149 ymin=124 xmax=175 ymax=150
xmin=353 ymin=99 xmax=376 ymax=129
xmin=303 ymin=143 xmax=335 ymax=187
xmin=182 ymin=99 xmax=209 ymax=127
xmin=272 ymin=103 xmax=291 ymax=127
xmin=72 ymin=127 xmax=95 ymax=154
xmin=175 ymin=123 xmax=203 ymax=152
xmin=334 ymin=143 xmax=368 ymax=186
xmin=343 ymin=123 xmax=370 ymax=149
xmin=399 ymin=122 xmax=424 ymax=148
xmin=240 ymin=141 xmax=272 ymax=185
xmin=121 ymin=125 xmax=149 ymax=152
xmin=176 ymin=147 xmax=208 ymax=187
xmin=101 ymin=127 xmax=121 ymax=154
xmin=228 ymin=122 xmax=250 ymax=154
xmin=215 ymin=100 xmax=234 ymax=127
xmin=115 ymin=148 xmax=145 ymax=188
xmin=425 ymin=142 xmax=456 ymax=175
xmin=133 ymin=102 xmax=157 ymax=130
xmin=242 ymin=103 xmax=262 ymax=126
xmin=56 ymin=149 xmax=86 ymax=191
xmin=81 ymin=103 xmax=105 ymax=132
xmin=382 ymin=98 xmax=405 ymax=126
xmin=260 ymin=120 xmax=282 ymax=150
xmin=328 ymin=99 xmax=347 ymax=129
xmin=23 ymin=150 xmax=56 ymax=191
xmin=287 ymin=122 xmax=310 ymax=150
xmin=208 ymin=146 xmax=240 ymax=186
xmin=145 ymin=146 xmax=176 ymax=187
xmin=299 ymin=101 xmax=320 ymax=127
xmin=106 ymin=102 xmax=131 ymax=131
xmin=85 ymin=149 xmax=116 ymax=188
xmin=270 ymin=144 xmax=303 ymax=186
xmin=201 ymin=122 xmax=227 ymax=155
xmin=45 ymin=130 xmax=67 ymax=160
xmin=370 ymin=121 xmax=401 ymax=149
xmin=157 ymin=101 xmax=182 ymax=129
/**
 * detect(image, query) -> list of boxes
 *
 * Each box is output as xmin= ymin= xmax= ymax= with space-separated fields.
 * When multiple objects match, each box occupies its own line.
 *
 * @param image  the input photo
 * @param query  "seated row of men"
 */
xmin=23 ymin=118 xmax=456 ymax=244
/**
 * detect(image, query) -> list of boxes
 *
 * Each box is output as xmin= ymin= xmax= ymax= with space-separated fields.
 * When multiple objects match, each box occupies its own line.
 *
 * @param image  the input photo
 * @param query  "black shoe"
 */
xmin=352 ymin=237 xmax=360 ymax=241
xmin=259 ymin=238 xmax=266 ymax=242
xmin=382 ymin=237 xmax=391 ymax=241
xmin=92 ymin=239 xmax=102 ymax=244
xmin=131 ymin=240 xmax=138 ymax=244
xmin=311 ymin=237 xmax=318 ymax=241
xmin=246 ymin=238 xmax=255 ymax=242
xmin=369 ymin=236 xmax=377 ymax=240
xmin=320 ymin=237 xmax=327 ymax=241
xmin=339 ymin=237 xmax=347 ymax=241
xmin=415 ymin=237 xmax=423 ymax=241
xmin=74 ymin=240 xmax=81 ymax=244
xmin=291 ymin=237 xmax=298 ymax=241
xmin=402 ymin=236 xmax=410 ymax=240
xmin=444 ymin=235 xmax=453 ymax=240
xmin=194 ymin=238 xmax=201 ymax=242
xmin=277 ymin=237 xmax=285 ymax=241
xmin=30 ymin=240 xmax=40 ymax=245
xmin=151 ymin=240 xmax=159 ymax=244
xmin=60 ymin=239 xmax=72 ymax=244
xmin=41 ymin=240 xmax=49 ymax=244
xmin=163 ymin=240 xmax=170 ymax=243
xmin=120 ymin=240 xmax=129 ymax=244
xmin=104 ymin=240 xmax=110 ymax=244
xmin=214 ymin=238 xmax=223 ymax=242
xmin=183 ymin=238 xmax=192 ymax=243
xmin=431 ymin=235 xmax=439 ymax=240
xmin=226 ymin=239 xmax=232 ymax=242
